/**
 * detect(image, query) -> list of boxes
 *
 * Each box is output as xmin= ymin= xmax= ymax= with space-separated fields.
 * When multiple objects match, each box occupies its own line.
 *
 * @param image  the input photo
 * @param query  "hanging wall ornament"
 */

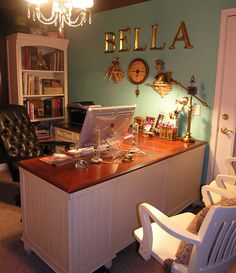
xmin=104 ymin=57 xmax=124 ymax=84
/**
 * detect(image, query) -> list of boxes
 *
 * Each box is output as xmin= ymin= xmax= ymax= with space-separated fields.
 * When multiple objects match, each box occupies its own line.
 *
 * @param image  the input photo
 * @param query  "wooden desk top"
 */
xmin=18 ymin=136 xmax=207 ymax=194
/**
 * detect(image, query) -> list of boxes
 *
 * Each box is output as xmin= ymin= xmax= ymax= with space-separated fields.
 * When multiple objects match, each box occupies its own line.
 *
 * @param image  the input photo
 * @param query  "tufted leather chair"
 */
xmin=0 ymin=104 xmax=75 ymax=182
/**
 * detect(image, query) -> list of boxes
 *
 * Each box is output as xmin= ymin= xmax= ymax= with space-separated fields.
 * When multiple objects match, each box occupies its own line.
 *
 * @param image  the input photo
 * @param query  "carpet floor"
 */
xmin=0 ymin=170 xmax=235 ymax=273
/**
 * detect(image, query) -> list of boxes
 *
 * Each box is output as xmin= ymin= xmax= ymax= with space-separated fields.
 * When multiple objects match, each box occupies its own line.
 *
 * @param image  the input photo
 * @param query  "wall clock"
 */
xmin=127 ymin=58 xmax=149 ymax=85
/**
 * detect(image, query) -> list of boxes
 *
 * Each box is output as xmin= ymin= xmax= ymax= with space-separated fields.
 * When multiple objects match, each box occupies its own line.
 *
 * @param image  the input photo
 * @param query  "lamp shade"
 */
xmin=155 ymin=72 xmax=172 ymax=84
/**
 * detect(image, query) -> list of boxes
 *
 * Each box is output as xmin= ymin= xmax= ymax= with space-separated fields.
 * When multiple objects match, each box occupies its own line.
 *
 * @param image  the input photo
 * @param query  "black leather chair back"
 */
xmin=0 ymin=104 xmax=42 ymax=162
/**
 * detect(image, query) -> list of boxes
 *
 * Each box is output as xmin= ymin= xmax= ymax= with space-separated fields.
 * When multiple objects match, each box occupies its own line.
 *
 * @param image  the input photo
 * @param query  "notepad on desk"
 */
xmin=40 ymin=154 xmax=77 ymax=166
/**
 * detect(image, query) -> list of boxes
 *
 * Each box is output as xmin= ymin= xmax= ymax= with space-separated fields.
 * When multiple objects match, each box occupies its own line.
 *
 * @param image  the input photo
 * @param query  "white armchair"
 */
xmin=201 ymin=184 xmax=236 ymax=207
xmin=202 ymin=157 xmax=236 ymax=204
xmin=134 ymin=187 xmax=236 ymax=273
xmin=202 ymin=174 xmax=236 ymax=205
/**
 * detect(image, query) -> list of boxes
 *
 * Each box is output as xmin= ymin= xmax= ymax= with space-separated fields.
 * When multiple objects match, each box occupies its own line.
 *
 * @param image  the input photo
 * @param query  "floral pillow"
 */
xmin=175 ymin=197 xmax=236 ymax=265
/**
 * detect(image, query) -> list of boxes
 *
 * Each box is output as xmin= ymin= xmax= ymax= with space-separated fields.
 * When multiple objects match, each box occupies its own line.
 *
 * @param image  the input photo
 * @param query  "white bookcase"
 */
xmin=6 ymin=33 xmax=69 ymax=137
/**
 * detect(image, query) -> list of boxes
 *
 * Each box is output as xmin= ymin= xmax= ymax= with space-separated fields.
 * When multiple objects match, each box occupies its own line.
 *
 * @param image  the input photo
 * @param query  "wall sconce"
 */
xmin=147 ymin=59 xmax=208 ymax=143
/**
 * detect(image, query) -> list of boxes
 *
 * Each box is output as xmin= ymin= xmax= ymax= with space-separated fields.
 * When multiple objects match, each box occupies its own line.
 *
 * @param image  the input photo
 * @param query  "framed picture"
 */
xmin=143 ymin=116 xmax=155 ymax=132
xmin=134 ymin=116 xmax=145 ymax=129
xmin=154 ymin=112 xmax=166 ymax=130
xmin=37 ymin=108 xmax=44 ymax=117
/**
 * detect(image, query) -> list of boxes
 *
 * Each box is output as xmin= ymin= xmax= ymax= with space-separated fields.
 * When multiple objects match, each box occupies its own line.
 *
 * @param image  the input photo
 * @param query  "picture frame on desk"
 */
xmin=153 ymin=112 xmax=166 ymax=133
xmin=134 ymin=116 xmax=145 ymax=129
xmin=143 ymin=116 xmax=155 ymax=132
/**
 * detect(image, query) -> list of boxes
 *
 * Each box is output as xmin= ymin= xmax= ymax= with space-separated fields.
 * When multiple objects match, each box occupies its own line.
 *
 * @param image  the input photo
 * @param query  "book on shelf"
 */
xmin=42 ymin=79 xmax=63 ymax=95
xmin=45 ymin=50 xmax=64 ymax=71
xmin=43 ymin=97 xmax=64 ymax=117
xmin=24 ymin=97 xmax=63 ymax=119
xmin=43 ymin=99 xmax=52 ymax=117
xmin=22 ymin=73 xmax=42 ymax=95
xmin=22 ymin=46 xmax=38 ymax=70
xmin=40 ymin=154 xmax=77 ymax=166
xmin=41 ymin=79 xmax=52 ymax=88
xmin=21 ymin=46 xmax=64 ymax=71
xmin=24 ymin=100 xmax=35 ymax=120
xmin=43 ymin=87 xmax=63 ymax=95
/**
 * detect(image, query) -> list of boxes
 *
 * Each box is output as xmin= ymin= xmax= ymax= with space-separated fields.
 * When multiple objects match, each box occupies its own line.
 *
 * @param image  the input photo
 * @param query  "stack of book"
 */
xmin=35 ymin=125 xmax=50 ymax=140
xmin=42 ymin=79 xmax=63 ymax=95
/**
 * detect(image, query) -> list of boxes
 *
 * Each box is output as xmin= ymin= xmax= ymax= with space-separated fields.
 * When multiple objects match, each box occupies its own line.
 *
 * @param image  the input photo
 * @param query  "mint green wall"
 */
xmin=66 ymin=0 xmax=236 ymax=181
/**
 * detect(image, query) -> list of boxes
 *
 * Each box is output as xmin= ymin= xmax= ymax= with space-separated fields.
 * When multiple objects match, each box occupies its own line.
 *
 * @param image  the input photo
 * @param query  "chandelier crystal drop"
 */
xmin=26 ymin=0 xmax=93 ymax=33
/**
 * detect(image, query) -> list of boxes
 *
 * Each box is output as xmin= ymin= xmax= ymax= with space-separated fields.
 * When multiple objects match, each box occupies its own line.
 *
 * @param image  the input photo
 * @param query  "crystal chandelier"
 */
xmin=26 ymin=0 xmax=94 ymax=33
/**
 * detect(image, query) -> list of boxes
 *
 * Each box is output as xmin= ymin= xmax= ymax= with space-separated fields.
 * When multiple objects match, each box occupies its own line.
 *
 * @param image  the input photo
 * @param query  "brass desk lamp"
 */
xmin=147 ymin=59 xmax=208 ymax=143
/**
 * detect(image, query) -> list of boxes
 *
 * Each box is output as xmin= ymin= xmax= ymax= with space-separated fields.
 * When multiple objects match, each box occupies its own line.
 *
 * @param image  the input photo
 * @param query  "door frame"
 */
xmin=207 ymin=8 xmax=236 ymax=182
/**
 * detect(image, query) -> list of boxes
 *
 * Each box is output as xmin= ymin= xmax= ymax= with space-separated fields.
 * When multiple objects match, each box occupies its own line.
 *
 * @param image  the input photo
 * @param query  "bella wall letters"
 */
xmin=104 ymin=21 xmax=193 ymax=53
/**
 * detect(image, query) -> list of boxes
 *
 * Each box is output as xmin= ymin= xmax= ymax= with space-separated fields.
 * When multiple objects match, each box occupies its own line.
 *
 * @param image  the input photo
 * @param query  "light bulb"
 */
xmin=72 ymin=0 xmax=93 ymax=8
xmin=26 ymin=0 xmax=48 ymax=4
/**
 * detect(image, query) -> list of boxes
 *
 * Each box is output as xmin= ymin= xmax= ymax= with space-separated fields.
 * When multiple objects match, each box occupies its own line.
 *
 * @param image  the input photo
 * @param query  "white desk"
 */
xmin=19 ymin=136 xmax=206 ymax=273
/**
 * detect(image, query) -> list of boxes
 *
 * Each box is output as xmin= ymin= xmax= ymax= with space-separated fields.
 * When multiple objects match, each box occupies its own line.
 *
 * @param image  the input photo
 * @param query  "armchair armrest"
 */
xmin=225 ymin=157 xmax=236 ymax=175
xmin=137 ymin=203 xmax=201 ymax=260
xmin=201 ymin=185 xmax=236 ymax=206
xmin=215 ymin=174 xmax=236 ymax=188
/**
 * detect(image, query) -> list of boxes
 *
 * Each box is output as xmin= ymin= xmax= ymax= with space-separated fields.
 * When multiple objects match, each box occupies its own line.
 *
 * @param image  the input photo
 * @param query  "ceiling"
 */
xmin=0 ymin=0 xmax=150 ymax=14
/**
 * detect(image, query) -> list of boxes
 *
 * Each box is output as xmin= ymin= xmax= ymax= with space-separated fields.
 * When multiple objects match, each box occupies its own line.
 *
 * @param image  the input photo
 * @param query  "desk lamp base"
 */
xmin=182 ymin=134 xmax=195 ymax=143
xmin=91 ymin=157 xmax=102 ymax=164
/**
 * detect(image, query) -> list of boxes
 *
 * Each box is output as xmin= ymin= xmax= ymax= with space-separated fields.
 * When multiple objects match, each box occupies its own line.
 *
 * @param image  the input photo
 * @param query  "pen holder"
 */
xmin=166 ymin=127 xmax=178 ymax=141
xmin=159 ymin=125 xmax=167 ymax=139
xmin=169 ymin=116 xmax=179 ymax=128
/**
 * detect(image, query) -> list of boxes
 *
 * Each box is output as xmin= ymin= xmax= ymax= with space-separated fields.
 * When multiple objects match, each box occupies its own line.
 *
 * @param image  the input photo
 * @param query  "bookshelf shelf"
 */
xmin=23 ymin=94 xmax=64 ymax=98
xmin=7 ymin=33 xmax=69 ymax=139
xmin=22 ymin=69 xmax=64 ymax=74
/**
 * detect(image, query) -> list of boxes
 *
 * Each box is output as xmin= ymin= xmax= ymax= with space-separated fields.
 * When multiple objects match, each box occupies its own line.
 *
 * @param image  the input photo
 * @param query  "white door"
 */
xmin=207 ymin=8 xmax=236 ymax=181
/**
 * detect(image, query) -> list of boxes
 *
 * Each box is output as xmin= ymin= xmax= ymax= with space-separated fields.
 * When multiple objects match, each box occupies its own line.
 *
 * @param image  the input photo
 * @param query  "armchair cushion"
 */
xmin=175 ymin=197 xmax=236 ymax=265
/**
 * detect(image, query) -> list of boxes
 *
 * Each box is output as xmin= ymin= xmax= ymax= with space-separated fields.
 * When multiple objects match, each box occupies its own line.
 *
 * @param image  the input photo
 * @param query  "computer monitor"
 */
xmin=79 ymin=105 xmax=136 ymax=148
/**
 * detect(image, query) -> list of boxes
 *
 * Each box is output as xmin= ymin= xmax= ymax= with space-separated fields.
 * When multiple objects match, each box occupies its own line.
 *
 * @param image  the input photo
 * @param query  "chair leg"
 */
xmin=7 ymin=162 xmax=21 ymax=206
xmin=104 ymin=260 xmax=112 ymax=270
xmin=24 ymin=242 xmax=32 ymax=255
xmin=14 ymin=192 xmax=21 ymax=207
xmin=8 ymin=162 xmax=19 ymax=182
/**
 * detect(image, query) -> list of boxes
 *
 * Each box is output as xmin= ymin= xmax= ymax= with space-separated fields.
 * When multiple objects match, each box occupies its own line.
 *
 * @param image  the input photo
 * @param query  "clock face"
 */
xmin=127 ymin=58 xmax=149 ymax=84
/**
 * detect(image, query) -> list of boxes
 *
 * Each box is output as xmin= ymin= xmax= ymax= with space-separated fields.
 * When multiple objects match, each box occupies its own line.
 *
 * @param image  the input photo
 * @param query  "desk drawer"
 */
xmin=54 ymin=127 xmax=80 ymax=143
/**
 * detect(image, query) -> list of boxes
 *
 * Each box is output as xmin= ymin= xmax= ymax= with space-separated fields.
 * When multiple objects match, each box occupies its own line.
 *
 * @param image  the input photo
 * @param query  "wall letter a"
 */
xmin=169 ymin=21 xmax=193 ymax=49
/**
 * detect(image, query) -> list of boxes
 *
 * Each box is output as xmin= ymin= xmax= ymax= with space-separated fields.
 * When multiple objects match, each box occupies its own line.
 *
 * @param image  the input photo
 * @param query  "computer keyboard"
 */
xmin=67 ymin=144 xmax=110 ymax=156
